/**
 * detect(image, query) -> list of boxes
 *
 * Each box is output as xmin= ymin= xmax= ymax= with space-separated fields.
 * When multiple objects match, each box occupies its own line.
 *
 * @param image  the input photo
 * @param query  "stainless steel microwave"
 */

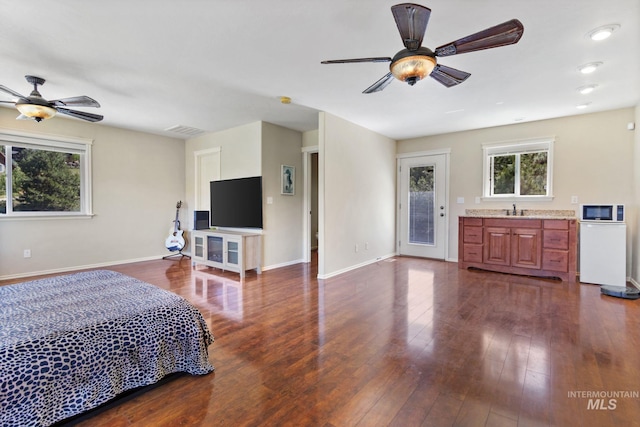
xmin=580 ymin=204 xmax=625 ymax=222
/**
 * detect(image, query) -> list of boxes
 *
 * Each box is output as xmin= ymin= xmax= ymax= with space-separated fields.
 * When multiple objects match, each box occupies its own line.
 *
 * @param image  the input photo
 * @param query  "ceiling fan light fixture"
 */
xmin=390 ymin=55 xmax=436 ymax=85
xmin=15 ymin=102 xmax=57 ymax=122
xmin=587 ymin=24 xmax=620 ymax=41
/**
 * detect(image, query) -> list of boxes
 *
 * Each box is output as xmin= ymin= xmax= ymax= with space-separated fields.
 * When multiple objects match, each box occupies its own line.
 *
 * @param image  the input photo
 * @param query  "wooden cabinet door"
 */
xmin=484 ymin=227 xmax=510 ymax=266
xmin=511 ymin=228 xmax=542 ymax=269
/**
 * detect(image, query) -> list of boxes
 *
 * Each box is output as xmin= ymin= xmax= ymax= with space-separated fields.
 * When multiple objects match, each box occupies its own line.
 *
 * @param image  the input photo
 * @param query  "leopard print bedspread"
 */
xmin=0 ymin=270 xmax=214 ymax=427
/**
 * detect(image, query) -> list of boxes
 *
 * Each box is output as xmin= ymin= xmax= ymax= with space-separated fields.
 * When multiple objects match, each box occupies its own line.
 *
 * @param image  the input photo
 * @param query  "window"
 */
xmin=0 ymin=130 xmax=92 ymax=217
xmin=483 ymin=138 xmax=554 ymax=200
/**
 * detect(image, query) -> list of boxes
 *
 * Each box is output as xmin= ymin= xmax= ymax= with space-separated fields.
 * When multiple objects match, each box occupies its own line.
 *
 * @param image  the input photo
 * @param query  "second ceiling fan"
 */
xmin=321 ymin=3 xmax=524 ymax=93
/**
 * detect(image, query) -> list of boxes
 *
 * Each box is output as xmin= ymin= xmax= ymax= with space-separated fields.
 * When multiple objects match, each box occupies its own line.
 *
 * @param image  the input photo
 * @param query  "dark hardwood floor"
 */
xmin=4 ymin=255 xmax=640 ymax=426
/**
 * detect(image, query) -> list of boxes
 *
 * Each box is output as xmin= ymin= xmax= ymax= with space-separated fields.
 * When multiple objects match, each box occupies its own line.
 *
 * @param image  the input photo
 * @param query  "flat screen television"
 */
xmin=210 ymin=176 xmax=263 ymax=229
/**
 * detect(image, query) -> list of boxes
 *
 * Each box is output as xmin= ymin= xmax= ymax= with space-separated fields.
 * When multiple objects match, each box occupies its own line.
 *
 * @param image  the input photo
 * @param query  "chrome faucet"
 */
xmin=513 ymin=203 xmax=517 ymax=216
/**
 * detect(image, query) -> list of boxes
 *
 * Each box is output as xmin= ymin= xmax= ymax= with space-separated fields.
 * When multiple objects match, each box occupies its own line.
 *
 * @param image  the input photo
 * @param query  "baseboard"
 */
xmin=630 ymin=277 xmax=640 ymax=290
xmin=318 ymin=253 xmax=396 ymax=280
xmin=262 ymin=258 xmax=305 ymax=272
xmin=0 ymin=254 xmax=169 ymax=281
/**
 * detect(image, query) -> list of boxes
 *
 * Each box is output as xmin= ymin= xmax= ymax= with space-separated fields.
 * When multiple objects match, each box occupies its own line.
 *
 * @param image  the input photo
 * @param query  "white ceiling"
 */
xmin=0 ymin=0 xmax=638 ymax=140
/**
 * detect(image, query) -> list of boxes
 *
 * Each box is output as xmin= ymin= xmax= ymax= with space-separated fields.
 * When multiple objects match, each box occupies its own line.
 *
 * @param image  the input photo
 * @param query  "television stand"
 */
xmin=190 ymin=230 xmax=261 ymax=279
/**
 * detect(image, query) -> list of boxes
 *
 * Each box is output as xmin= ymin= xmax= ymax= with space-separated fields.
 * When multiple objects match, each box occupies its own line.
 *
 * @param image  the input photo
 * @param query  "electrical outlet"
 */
xmin=365 ymin=242 xmax=369 ymax=250
xmin=571 ymin=196 xmax=579 ymax=204
xmin=23 ymin=249 xmax=31 ymax=258
xmin=355 ymin=244 xmax=359 ymax=253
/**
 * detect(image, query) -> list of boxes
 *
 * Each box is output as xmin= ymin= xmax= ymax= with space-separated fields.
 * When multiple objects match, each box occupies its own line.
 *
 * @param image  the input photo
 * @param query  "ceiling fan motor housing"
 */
xmin=390 ymin=47 xmax=437 ymax=85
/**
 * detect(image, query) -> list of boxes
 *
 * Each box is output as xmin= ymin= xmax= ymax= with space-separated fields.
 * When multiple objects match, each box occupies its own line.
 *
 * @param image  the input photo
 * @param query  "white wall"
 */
xmin=261 ymin=122 xmax=303 ymax=268
xmin=0 ymin=108 xmax=185 ymax=279
xmin=319 ymin=112 xmax=397 ymax=278
xmin=398 ymin=108 xmax=637 ymax=276
xmin=184 ymin=121 xmax=262 ymax=231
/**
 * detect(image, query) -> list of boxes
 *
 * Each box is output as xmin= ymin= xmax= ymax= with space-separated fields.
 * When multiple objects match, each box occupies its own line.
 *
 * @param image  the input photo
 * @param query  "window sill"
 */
xmin=0 ymin=213 xmax=95 ymax=221
xmin=481 ymin=196 xmax=554 ymax=202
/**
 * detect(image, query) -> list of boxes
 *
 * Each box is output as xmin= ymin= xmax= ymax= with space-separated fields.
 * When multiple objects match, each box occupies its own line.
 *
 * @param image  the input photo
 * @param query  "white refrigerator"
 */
xmin=579 ymin=221 xmax=626 ymax=287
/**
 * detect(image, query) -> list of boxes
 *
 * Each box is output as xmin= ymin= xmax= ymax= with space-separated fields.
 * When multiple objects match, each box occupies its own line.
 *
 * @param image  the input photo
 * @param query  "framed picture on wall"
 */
xmin=281 ymin=165 xmax=295 ymax=195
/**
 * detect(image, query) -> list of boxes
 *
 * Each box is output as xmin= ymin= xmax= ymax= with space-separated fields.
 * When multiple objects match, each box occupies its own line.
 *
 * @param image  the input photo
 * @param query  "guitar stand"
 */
xmin=163 ymin=251 xmax=190 ymax=260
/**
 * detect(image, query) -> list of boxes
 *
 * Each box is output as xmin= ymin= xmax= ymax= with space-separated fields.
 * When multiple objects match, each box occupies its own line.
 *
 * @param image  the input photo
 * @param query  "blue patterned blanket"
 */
xmin=0 ymin=270 xmax=214 ymax=427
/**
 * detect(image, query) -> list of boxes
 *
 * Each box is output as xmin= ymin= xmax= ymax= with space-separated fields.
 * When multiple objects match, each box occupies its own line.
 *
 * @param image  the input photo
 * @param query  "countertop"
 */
xmin=462 ymin=209 xmax=577 ymax=220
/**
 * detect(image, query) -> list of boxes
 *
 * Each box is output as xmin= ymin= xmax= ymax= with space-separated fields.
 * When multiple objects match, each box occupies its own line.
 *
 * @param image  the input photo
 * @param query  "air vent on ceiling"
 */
xmin=164 ymin=125 xmax=206 ymax=137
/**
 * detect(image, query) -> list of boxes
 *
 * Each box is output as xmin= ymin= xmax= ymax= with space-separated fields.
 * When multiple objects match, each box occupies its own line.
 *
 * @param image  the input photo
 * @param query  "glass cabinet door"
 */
xmin=207 ymin=236 xmax=224 ymax=263
xmin=226 ymin=240 xmax=239 ymax=266
xmin=194 ymin=235 xmax=204 ymax=258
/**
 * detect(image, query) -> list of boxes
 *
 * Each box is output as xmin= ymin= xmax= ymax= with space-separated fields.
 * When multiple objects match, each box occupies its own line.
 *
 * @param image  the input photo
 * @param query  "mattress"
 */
xmin=0 ymin=269 xmax=214 ymax=426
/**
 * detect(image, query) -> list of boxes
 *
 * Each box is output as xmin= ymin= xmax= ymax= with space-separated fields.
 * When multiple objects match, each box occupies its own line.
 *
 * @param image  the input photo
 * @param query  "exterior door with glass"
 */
xmin=398 ymin=154 xmax=447 ymax=259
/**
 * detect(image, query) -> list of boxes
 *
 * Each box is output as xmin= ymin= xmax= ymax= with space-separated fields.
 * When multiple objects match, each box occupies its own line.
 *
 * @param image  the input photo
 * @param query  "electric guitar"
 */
xmin=165 ymin=201 xmax=186 ymax=252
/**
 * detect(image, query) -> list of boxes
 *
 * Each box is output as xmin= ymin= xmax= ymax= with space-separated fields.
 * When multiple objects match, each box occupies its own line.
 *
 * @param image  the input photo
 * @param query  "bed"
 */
xmin=0 ymin=269 xmax=214 ymax=426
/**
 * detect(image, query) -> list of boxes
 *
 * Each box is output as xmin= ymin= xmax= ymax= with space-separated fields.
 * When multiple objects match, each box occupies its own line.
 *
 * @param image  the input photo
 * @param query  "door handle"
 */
xmin=440 ymin=213 xmax=445 ymax=217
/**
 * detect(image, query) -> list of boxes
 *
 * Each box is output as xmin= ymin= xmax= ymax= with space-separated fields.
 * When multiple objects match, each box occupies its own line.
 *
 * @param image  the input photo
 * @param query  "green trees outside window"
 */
xmin=491 ymin=151 xmax=548 ymax=196
xmin=1 ymin=146 xmax=82 ymax=214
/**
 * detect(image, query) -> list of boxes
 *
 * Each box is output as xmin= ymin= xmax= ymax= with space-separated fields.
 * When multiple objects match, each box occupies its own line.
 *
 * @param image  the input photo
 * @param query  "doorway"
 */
xmin=303 ymin=146 xmax=319 ymax=264
xmin=398 ymin=152 xmax=449 ymax=259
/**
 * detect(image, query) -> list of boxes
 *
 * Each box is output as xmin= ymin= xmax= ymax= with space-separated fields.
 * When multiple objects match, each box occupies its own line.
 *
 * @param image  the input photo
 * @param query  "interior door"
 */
xmin=399 ymin=154 xmax=447 ymax=259
xmin=194 ymin=147 xmax=221 ymax=211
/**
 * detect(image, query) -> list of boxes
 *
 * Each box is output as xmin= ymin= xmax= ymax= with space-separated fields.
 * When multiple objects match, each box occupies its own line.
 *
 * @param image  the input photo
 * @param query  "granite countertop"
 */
xmin=463 ymin=209 xmax=577 ymax=219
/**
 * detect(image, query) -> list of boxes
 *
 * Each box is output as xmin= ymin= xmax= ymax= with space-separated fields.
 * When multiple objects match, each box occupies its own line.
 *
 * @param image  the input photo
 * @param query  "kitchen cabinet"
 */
xmin=459 ymin=216 xmax=577 ymax=282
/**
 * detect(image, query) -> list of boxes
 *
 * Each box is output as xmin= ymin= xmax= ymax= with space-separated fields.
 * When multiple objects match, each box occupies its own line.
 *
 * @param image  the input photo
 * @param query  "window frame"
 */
xmin=482 ymin=137 xmax=554 ymax=201
xmin=0 ymin=129 xmax=93 ymax=218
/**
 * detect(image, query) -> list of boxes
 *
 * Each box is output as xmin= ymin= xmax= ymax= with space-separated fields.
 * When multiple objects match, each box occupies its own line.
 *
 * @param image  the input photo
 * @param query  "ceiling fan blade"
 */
xmin=0 ymin=85 xmax=28 ymax=102
xmin=391 ymin=3 xmax=431 ymax=51
xmin=435 ymin=19 xmax=524 ymax=57
xmin=322 ymin=57 xmax=392 ymax=64
xmin=56 ymin=107 xmax=104 ymax=122
xmin=50 ymin=96 xmax=101 ymax=108
xmin=429 ymin=64 xmax=471 ymax=87
xmin=363 ymin=72 xmax=395 ymax=94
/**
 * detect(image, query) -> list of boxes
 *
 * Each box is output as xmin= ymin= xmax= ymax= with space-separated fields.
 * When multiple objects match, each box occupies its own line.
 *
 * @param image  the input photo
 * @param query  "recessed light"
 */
xmin=587 ymin=24 xmax=620 ymax=41
xmin=576 ymin=102 xmax=591 ymax=109
xmin=578 ymin=62 xmax=603 ymax=74
xmin=577 ymin=84 xmax=598 ymax=95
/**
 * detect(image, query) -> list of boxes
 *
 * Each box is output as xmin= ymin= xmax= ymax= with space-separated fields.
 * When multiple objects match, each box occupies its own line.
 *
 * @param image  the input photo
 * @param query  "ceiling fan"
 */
xmin=321 ymin=3 xmax=524 ymax=93
xmin=0 ymin=75 xmax=103 ymax=122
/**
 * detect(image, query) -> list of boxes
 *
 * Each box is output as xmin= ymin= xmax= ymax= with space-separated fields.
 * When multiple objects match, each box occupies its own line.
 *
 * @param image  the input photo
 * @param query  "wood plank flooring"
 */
xmin=3 ymin=255 xmax=640 ymax=426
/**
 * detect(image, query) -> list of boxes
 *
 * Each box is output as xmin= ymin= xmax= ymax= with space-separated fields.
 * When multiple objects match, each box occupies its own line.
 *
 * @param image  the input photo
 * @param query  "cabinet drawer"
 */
xmin=463 ymin=226 xmax=483 ymax=243
xmin=543 ymin=230 xmax=569 ymax=250
xmin=484 ymin=218 xmax=541 ymax=228
xmin=543 ymin=219 xmax=568 ymax=230
xmin=463 ymin=244 xmax=483 ymax=263
xmin=542 ymin=249 xmax=568 ymax=272
xmin=464 ymin=217 xmax=483 ymax=226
